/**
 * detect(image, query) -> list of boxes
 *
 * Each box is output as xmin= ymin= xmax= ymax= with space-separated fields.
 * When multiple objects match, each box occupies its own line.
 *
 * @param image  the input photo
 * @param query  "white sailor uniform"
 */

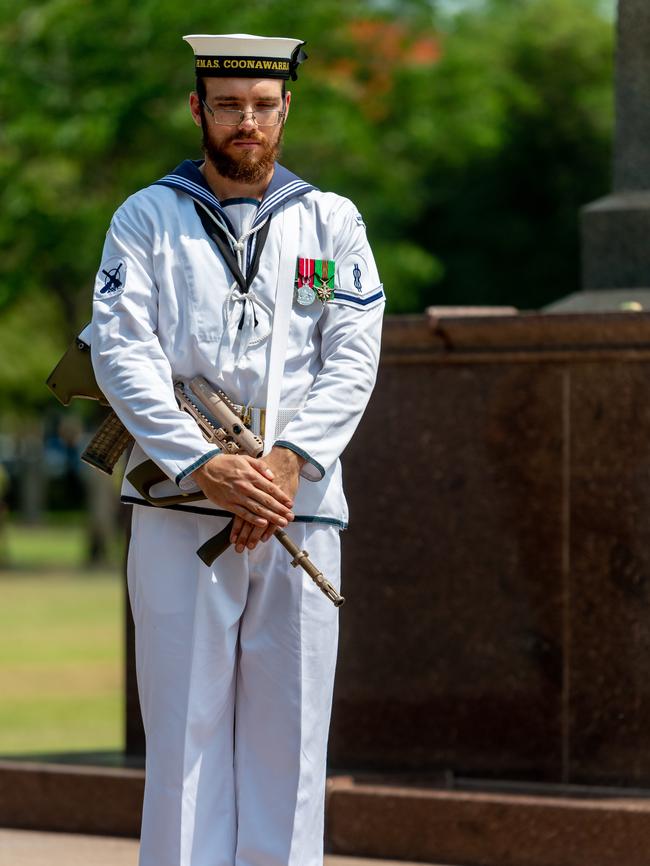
xmin=91 ymin=159 xmax=384 ymax=866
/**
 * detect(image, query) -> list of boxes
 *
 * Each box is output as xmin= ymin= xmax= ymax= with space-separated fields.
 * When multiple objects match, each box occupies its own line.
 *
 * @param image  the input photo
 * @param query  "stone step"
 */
xmin=3 ymin=760 xmax=650 ymax=866
xmin=327 ymin=776 xmax=650 ymax=866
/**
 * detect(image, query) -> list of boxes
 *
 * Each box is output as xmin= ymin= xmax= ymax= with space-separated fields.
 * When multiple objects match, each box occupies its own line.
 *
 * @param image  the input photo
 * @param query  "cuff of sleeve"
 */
xmin=274 ymin=440 xmax=325 ymax=482
xmin=175 ymin=449 xmax=222 ymax=489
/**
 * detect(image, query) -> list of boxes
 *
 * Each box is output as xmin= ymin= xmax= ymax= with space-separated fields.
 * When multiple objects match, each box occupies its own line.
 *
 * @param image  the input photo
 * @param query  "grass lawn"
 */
xmin=0 ymin=518 xmax=124 ymax=756
xmin=3 ymin=513 xmax=126 ymax=571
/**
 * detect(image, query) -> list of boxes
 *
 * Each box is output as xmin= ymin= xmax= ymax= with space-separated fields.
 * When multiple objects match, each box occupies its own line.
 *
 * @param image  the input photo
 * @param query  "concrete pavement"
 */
xmin=0 ymin=829 xmax=443 ymax=866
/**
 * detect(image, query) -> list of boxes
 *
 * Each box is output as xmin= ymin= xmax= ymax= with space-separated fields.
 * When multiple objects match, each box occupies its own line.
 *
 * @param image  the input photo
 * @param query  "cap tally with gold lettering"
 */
xmin=183 ymin=33 xmax=307 ymax=81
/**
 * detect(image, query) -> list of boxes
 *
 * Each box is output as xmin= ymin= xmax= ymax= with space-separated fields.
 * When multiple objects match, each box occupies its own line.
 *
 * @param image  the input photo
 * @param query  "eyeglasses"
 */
xmin=202 ymin=100 xmax=285 ymax=127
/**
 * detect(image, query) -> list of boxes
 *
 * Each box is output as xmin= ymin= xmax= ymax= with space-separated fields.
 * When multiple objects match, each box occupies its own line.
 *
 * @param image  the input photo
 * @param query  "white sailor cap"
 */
xmin=183 ymin=33 xmax=307 ymax=81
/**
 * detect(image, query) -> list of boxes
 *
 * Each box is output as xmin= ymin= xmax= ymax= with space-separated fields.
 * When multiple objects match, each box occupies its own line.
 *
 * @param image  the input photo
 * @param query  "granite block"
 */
xmin=330 ymin=361 xmax=566 ymax=779
xmin=326 ymin=777 xmax=650 ymax=866
xmin=568 ymin=362 xmax=650 ymax=785
xmin=0 ymin=761 xmax=144 ymax=837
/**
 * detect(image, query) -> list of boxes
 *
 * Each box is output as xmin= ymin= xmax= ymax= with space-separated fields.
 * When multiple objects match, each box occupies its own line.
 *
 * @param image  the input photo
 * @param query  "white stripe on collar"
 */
xmin=155 ymin=161 xmax=314 ymax=228
xmin=254 ymin=179 xmax=313 ymax=226
xmin=156 ymin=174 xmax=225 ymax=215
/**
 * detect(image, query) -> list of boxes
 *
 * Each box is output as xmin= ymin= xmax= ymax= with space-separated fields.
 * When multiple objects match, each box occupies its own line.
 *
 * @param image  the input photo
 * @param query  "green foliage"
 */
xmin=418 ymin=0 xmax=615 ymax=309
xmin=0 ymin=0 xmax=614 ymax=411
xmin=0 ymin=291 xmax=65 ymax=410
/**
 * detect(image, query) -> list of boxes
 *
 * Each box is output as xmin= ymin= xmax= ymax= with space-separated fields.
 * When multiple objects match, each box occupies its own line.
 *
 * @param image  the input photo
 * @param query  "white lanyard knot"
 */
xmin=194 ymin=200 xmax=272 ymax=373
xmin=215 ymin=283 xmax=272 ymax=374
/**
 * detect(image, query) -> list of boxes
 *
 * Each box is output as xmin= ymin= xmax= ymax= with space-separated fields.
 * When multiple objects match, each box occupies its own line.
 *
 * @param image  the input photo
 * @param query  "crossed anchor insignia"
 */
xmin=353 ymin=264 xmax=362 ymax=292
xmin=100 ymin=262 xmax=124 ymax=294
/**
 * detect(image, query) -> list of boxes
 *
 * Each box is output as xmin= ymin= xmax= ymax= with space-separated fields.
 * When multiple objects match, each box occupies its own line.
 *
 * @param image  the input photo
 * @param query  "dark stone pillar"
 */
xmin=613 ymin=0 xmax=650 ymax=191
xmin=582 ymin=0 xmax=650 ymax=290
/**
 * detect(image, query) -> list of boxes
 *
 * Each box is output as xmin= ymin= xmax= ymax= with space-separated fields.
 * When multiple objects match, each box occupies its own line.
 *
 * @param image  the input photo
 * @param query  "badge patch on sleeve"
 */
xmin=295 ymin=258 xmax=336 ymax=306
xmin=331 ymin=252 xmax=385 ymax=312
xmin=353 ymin=263 xmax=363 ymax=292
xmin=95 ymin=257 xmax=126 ymax=299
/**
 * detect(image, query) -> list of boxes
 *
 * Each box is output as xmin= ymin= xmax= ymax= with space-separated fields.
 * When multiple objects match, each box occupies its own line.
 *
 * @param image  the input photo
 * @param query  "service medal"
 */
xmin=295 ymin=257 xmax=336 ymax=307
xmin=314 ymin=259 xmax=336 ymax=304
xmin=315 ymin=283 xmax=335 ymax=304
xmin=297 ymin=284 xmax=317 ymax=306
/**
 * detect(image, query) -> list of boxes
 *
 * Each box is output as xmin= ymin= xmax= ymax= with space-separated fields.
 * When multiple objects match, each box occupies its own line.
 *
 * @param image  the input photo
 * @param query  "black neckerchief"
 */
xmin=194 ymin=203 xmax=272 ymax=329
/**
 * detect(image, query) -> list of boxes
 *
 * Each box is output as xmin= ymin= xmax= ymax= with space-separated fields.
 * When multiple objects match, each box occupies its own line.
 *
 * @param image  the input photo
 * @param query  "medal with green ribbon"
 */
xmin=295 ymin=258 xmax=336 ymax=306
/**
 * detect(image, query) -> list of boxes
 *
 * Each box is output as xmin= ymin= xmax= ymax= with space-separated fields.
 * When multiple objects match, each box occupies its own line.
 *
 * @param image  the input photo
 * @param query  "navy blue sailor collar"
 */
xmin=154 ymin=159 xmax=315 ymax=234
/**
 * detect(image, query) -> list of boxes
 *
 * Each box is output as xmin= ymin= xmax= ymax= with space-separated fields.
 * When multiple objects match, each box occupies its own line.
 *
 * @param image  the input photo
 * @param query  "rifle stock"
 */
xmin=46 ymin=330 xmax=134 ymax=475
xmin=46 ymin=332 xmax=109 ymax=407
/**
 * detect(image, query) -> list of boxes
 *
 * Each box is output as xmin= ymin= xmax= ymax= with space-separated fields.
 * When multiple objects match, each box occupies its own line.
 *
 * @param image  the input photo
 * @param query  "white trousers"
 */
xmin=128 ymin=506 xmax=341 ymax=866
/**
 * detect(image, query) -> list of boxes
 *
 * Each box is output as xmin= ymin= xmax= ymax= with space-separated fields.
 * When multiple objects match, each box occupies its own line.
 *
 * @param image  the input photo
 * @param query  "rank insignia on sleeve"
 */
xmin=295 ymin=258 xmax=336 ymax=306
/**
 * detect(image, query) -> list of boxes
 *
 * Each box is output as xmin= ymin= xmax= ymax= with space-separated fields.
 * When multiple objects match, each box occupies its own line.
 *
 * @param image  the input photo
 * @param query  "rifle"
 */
xmin=46 ymin=331 xmax=345 ymax=607
xmin=45 ymin=328 xmax=131 ymax=476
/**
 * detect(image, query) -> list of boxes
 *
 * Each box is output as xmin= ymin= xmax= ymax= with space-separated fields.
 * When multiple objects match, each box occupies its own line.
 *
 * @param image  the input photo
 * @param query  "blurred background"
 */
xmin=0 ymin=0 xmax=615 ymax=758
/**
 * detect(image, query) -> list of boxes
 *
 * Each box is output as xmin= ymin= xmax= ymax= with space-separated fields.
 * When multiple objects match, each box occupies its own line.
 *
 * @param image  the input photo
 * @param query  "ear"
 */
xmin=283 ymin=90 xmax=292 ymax=121
xmin=189 ymin=91 xmax=202 ymax=128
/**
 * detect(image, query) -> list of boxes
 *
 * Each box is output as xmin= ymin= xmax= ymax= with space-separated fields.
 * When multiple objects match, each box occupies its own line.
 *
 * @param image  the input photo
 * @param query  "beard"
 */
xmin=201 ymin=113 xmax=284 ymax=184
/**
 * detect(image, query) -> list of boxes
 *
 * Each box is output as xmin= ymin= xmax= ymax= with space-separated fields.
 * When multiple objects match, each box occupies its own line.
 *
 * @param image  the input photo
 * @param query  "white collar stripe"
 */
xmin=156 ymin=176 xmax=235 ymax=235
xmin=255 ymin=181 xmax=312 ymax=224
xmin=156 ymin=170 xmax=312 ymax=227
xmin=165 ymin=172 xmax=309 ymax=216
xmin=161 ymin=175 xmax=224 ymax=212
xmin=260 ymin=178 xmax=309 ymax=208
xmin=262 ymin=178 xmax=305 ymax=205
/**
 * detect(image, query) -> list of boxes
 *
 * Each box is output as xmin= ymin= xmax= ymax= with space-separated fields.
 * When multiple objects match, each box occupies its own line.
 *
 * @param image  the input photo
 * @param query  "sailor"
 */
xmin=91 ymin=32 xmax=384 ymax=866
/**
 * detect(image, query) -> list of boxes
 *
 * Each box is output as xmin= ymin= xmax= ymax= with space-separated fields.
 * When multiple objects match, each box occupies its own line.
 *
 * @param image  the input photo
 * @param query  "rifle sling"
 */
xmin=126 ymin=460 xmax=236 ymax=565
xmin=126 ymin=459 xmax=206 ymax=507
xmin=196 ymin=518 xmax=235 ymax=566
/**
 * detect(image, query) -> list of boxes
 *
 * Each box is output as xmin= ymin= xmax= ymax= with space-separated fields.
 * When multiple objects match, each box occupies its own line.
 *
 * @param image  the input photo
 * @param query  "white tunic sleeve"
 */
xmin=91 ymin=202 xmax=219 ymax=486
xmin=275 ymin=203 xmax=385 ymax=480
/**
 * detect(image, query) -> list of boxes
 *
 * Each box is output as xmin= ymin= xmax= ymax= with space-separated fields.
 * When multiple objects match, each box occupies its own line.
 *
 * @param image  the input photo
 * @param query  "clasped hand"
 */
xmin=192 ymin=447 xmax=304 ymax=553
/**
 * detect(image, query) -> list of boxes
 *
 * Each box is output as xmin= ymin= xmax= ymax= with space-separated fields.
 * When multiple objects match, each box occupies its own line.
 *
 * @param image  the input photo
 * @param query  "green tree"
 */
xmin=0 ymin=0 xmax=614 ymax=412
xmin=408 ymin=0 xmax=614 ymax=309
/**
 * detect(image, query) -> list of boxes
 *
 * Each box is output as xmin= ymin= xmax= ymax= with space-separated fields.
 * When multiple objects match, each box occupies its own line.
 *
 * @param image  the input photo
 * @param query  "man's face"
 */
xmin=191 ymin=78 xmax=290 ymax=184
